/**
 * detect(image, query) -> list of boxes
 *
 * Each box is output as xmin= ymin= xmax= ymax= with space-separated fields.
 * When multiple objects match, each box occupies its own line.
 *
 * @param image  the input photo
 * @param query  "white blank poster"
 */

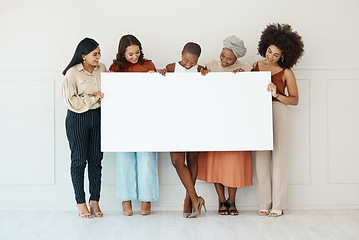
xmin=101 ymin=72 xmax=272 ymax=152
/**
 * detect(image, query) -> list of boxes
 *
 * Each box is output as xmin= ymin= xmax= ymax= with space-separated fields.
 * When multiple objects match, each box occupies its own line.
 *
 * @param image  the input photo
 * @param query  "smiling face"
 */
xmin=124 ymin=45 xmax=141 ymax=64
xmin=265 ymin=45 xmax=283 ymax=64
xmin=220 ymin=48 xmax=237 ymax=67
xmin=179 ymin=51 xmax=199 ymax=70
xmin=82 ymin=46 xmax=101 ymax=67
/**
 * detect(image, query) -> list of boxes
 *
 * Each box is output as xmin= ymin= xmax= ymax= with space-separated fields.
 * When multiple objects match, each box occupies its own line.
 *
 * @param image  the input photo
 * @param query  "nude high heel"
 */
xmin=89 ymin=201 xmax=103 ymax=217
xmin=122 ymin=201 xmax=133 ymax=216
xmin=188 ymin=197 xmax=206 ymax=218
xmin=140 ymin=202 xmax=151 ymax=215
xmin=77 ymin=203 xmax=92 ymax=219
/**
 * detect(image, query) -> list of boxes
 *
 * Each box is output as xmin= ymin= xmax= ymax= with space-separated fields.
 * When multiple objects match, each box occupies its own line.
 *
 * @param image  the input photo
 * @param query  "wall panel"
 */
xmin=327 ymin=79 xmax=359 ymax=184
xmin=289 ymin=79 xmax=311 ymax=184
xmin=0 ymin=78 xmax=54 ymax=185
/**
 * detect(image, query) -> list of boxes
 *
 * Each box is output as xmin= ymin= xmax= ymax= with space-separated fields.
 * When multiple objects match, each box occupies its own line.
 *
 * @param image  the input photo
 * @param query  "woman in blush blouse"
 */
xmin=62 ymin=37 xmax=106 ymax=218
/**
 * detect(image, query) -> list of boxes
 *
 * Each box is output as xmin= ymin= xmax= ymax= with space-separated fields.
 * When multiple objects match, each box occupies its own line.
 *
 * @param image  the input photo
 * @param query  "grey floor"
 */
xmin=1 ymin=209 xmax=359 ymax=240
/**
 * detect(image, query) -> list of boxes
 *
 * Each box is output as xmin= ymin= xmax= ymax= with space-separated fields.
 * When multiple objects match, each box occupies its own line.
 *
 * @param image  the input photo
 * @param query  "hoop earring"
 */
xmin=281 ymin=56 xmax=284 ymax=62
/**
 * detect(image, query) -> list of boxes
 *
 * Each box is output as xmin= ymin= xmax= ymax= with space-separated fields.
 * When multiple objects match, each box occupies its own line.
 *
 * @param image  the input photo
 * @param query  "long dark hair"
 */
xmin=113 ymin=34 xmax=147 ymax=71
xmin=62 ymin=37 xmax=99 ymax=75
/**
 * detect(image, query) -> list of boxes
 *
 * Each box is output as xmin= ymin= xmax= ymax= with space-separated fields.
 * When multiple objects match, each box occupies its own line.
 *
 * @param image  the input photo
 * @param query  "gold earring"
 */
xmin=281 ymin=56 xmax=284 ymax=62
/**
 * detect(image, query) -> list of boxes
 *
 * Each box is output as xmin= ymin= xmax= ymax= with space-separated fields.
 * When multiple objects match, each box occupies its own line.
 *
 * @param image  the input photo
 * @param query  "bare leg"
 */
xmin=171 ymin=152 xmax=200 ymax=212
xmin=186 ymin=152 xmax=199 ymax=182
xmin=214 ymin=183 xmax=228 ymax=215
xmin=184 ymin=152 xmax=199 ymax=212
xmin=228 ymin=187 xmax=238 ymax=215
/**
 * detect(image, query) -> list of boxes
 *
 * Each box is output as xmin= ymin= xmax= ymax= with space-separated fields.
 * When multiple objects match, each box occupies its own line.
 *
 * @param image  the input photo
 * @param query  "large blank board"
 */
xmin=101 ymin=72 xmax=272 ymax=152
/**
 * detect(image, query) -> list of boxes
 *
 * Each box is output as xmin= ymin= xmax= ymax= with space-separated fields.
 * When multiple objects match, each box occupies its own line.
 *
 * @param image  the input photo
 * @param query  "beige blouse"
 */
xmin=206 ymin=59 xmax=252 ymax=72
xmin=62 ymin=62 xmax=106 ymax=113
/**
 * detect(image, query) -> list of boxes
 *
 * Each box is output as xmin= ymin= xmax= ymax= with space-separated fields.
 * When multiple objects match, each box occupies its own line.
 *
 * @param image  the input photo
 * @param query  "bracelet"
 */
xmin=274 ymin=94 xmax=280 ymax=99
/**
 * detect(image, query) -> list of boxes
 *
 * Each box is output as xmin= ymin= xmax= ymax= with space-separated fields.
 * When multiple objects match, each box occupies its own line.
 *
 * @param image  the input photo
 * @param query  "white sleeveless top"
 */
xmin=174 ymin=62 xmax=198 ymax=73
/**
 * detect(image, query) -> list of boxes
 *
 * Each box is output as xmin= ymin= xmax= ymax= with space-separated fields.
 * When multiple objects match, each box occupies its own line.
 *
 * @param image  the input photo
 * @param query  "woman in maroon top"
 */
xmin=110 ymin=35 xmax=158 ymax=216
xmin=253 ymin=23 xmax=304 ymax=217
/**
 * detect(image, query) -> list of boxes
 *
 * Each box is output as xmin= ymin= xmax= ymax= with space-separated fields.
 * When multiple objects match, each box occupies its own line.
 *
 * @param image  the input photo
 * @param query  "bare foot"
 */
xmin=89 ymin=200 xmax=103 ymax=217
xmin=258 ymin=210 xmax=269 ymax=216
xmin=77 ymin=203 xmax=92 ymax=218
xmin=268 ymin=210 xmax=283 ymax=217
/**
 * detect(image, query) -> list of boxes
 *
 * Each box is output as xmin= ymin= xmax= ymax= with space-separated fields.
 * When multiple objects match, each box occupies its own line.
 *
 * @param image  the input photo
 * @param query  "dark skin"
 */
xmin=171 ymin=152 xmax=200 ymax=214
xmin=159 ymin=51 xmax=204 ymax=214
xmin=158 ymin=51 xmax=205 ymax=75
xmin=164 ymin=63 xmax=204 ymax=73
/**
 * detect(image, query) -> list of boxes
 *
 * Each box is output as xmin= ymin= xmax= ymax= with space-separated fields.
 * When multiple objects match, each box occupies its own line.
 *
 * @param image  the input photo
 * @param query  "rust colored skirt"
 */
xmin=197 ymin=151 xmax=253 ymax=188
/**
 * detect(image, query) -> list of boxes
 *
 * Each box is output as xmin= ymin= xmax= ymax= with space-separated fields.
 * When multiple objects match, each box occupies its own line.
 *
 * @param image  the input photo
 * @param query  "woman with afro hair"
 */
xmin=252 ymin=23 xmax=304 ymax=217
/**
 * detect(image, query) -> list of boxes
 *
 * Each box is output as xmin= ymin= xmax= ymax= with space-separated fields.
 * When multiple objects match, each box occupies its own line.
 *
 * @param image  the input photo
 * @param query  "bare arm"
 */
xmin=157 ymin=63 xmax=175 ymax=76
xmin=267 ymin=69 xmax=299 ymax=105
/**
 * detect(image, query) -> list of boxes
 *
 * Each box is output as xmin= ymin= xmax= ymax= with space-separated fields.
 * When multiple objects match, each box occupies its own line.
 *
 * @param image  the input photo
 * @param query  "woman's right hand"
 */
xmin=267 ymin=82 xmax=277 ymax=97
xmin=232 ymin=68 xmax=245 ymax=73
xmin=95 ymin=92 xmax=104 ymax=102
xmin=200 ymin=68 xmax=210 ymax=76
xmin=157 ymin=69 xmax=167 ymax=76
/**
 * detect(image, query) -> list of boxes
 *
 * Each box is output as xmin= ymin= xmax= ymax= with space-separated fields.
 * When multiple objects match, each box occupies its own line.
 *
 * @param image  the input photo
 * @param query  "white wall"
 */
xmin=1 ymin=0 xmax=358 ymax=210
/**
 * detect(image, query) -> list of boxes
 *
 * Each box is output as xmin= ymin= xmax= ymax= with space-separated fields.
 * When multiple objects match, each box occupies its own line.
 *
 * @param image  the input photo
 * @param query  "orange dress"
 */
xmin=197 ymin=151 xmax=252 ymax=188
xmin=196 ymin=59 xmax=253 ymax=188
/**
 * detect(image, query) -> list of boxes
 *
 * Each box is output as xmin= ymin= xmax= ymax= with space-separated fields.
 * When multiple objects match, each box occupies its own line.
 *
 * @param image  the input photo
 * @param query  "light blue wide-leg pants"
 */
xmin=116 ymin=152 xmax=158 ymax=202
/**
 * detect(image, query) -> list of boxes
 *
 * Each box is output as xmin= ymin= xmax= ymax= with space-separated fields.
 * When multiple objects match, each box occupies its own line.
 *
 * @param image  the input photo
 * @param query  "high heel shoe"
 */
xmin=77 ymin=203 xmax=92 ymax=219
xmin=122 ymin=201 xmax=133 ymax=216
xmin=218 ymin=202 xmax=228 ymax=215
xmin=140 ymin=202 xmax=151 ymax=215
xmin=89 ymin=201 xmax=103 ymax=217
xmin=227 ymin=201 xmax=238 ymax=216
xmin=188 ymin=197 xmax=206 ymax=218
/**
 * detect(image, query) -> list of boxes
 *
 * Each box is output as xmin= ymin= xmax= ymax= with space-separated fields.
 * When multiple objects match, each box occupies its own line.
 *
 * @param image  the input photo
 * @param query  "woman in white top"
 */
xmin=159 ymin=42 xmax=206 ymax=218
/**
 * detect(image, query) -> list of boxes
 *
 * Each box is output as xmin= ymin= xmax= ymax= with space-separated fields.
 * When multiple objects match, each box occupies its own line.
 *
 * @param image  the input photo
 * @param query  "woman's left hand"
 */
xmin=267 ymin=82 xmax=277 ymax=97
xmin=200 ymin=68 xmax=210 ymax=76
xmin=232 ymin=68 xmax=245 ymax=73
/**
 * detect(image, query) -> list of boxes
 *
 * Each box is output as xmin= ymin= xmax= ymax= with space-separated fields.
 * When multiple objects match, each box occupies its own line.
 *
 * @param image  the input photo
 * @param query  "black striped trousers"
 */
xmin=65 ymin=108 xmax=103 ymax=204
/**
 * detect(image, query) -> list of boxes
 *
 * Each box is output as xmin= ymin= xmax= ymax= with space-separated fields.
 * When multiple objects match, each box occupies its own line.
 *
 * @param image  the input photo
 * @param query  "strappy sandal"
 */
xmin=258 ymin=210 xmax=269 ymax=216
xmin=79 ymin=213 xmax=93 ymax=218
xmin=218 ymin=202 xmax=228 ymax=215
xmin=77 ymin=203 xmax=92 ymax=219
xmin=89 ymin=201 xmax=103 ymax=217
xmin=227 ymin=202 xmax=239 ymax=216
xmin=268 ymin=209 xmax=283 ymax=217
